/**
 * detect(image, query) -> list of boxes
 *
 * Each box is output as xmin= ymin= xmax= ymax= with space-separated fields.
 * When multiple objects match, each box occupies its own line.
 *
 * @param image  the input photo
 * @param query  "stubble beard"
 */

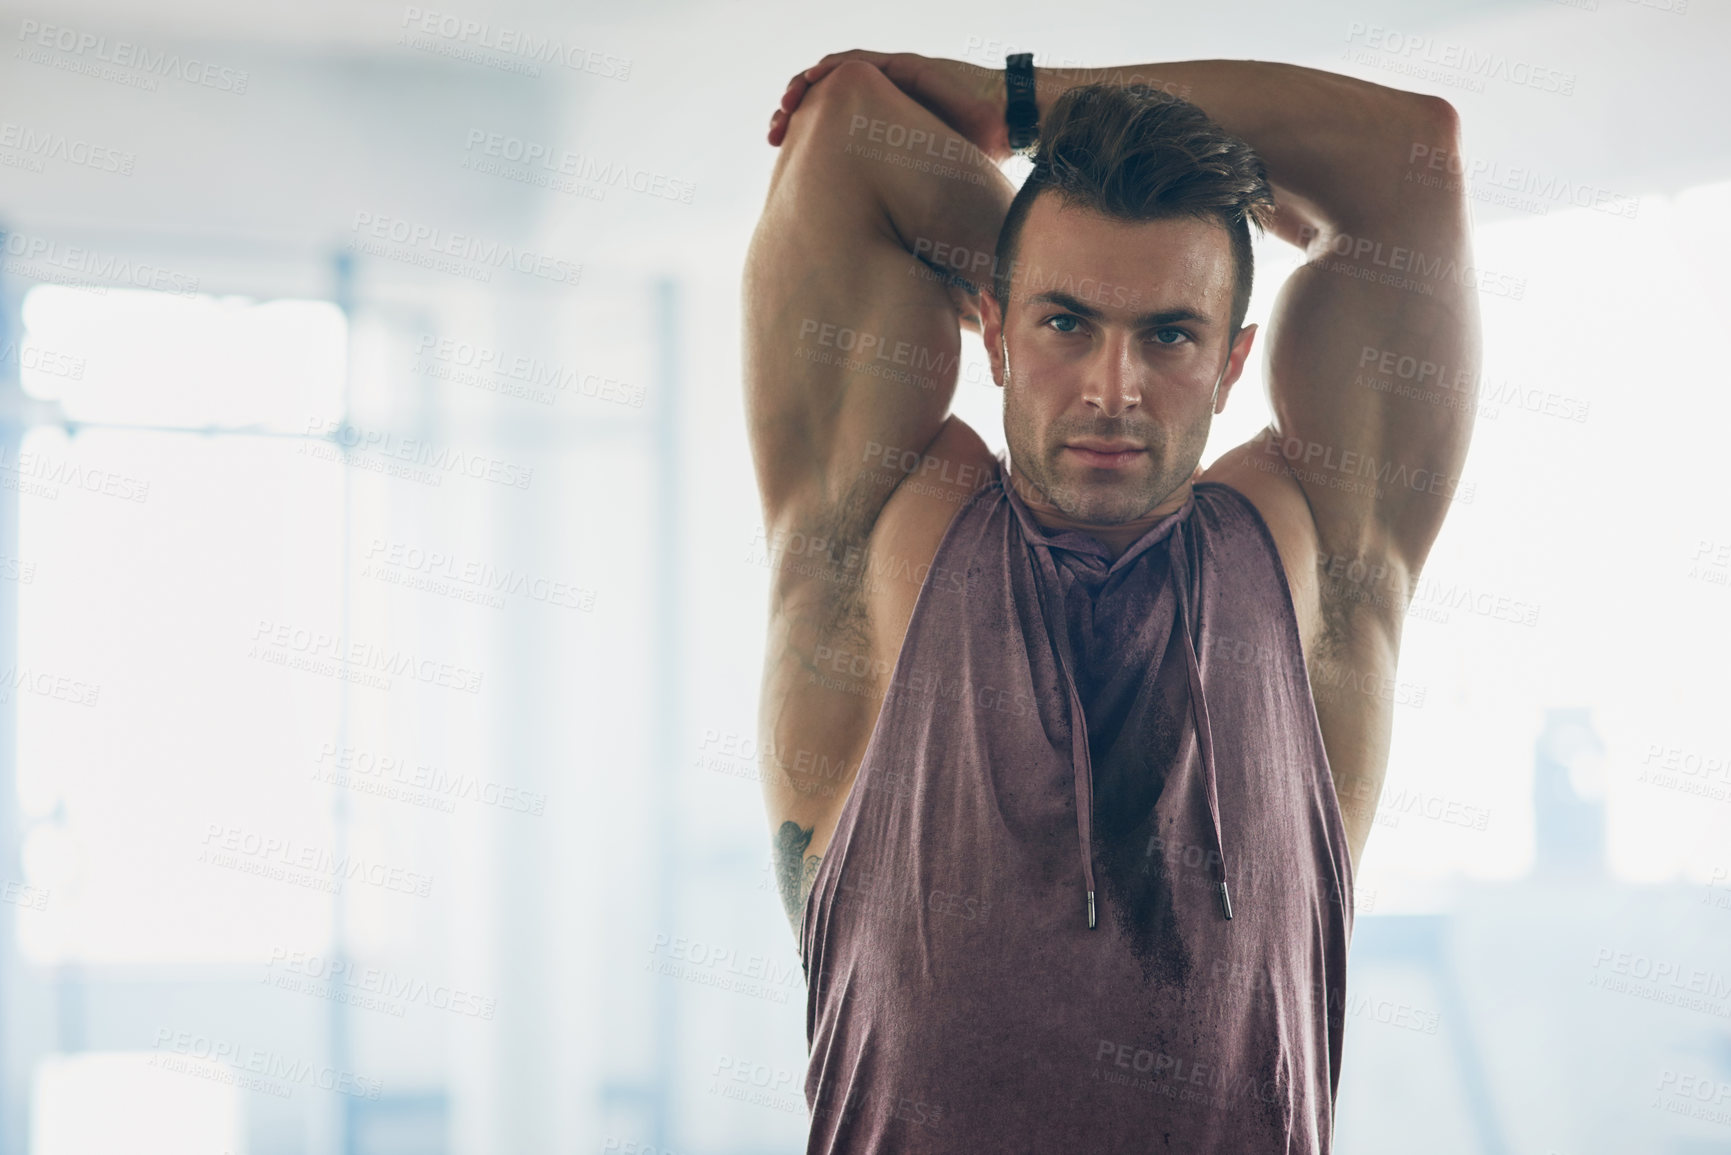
xmin=1004 ymin=388 xmax=1203 ymax=526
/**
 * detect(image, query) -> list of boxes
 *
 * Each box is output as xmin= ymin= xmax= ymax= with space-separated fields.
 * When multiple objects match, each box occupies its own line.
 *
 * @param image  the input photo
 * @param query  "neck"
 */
xmin=1006 ymin=462 xmax=1193 ymax=561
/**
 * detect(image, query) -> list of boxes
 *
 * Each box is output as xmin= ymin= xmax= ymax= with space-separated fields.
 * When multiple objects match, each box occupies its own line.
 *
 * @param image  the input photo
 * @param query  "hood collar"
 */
xmin=998 ymin=455 xmax=1233 ymax=928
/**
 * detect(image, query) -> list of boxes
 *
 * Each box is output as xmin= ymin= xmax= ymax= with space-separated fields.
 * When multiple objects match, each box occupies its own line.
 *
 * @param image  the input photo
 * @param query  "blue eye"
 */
xmin=1044 ymin=314 xmax=1082 ymax=333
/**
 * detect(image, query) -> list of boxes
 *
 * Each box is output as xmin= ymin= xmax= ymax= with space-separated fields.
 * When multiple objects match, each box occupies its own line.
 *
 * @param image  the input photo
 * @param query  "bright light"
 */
xmin=32 ymin=1052 xmax=244 ymax=1155
xmin=19 ymin=286 xmax=346 ymax=431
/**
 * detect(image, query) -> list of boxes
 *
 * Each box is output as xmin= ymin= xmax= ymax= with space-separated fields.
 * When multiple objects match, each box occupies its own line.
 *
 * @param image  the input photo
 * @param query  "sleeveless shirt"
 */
xmin=797 ymin=451 xmax=1356 ymax=1153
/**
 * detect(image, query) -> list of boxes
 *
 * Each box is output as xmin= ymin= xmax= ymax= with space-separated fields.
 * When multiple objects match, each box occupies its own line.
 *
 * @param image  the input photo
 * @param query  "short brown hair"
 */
xmin=993 ymin=83 xmax=1275 ymax=334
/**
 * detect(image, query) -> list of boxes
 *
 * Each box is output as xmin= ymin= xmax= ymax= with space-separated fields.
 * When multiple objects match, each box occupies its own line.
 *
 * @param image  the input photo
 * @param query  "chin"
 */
xmin=1051 ymin=480 xmax=1148 ymax=522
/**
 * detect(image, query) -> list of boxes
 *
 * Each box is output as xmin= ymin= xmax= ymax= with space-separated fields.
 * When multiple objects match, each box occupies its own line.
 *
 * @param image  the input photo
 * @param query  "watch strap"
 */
xmin=1005 ymin=52 xmax=1038 ymax=154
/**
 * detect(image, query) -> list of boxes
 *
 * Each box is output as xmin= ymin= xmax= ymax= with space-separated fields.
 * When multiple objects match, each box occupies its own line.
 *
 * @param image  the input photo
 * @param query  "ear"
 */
xmin=981 ymin=289 xmax=1007 ymax=389
xmin=1212 ymin=322 xmax=1259 ymax=414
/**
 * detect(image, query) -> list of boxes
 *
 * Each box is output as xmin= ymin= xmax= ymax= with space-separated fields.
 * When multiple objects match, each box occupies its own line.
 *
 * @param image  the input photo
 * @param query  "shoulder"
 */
xmin=1198 ymin=424 xmax=1417 ymax=662
xmin=864 ymin=415 xmax=999 ymax=670
xmin=1196 ymin=430 xmax=1326 ymax=657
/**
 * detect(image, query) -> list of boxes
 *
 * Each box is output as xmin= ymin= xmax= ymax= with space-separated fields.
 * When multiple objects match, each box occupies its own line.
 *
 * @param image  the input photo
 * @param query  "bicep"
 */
xmin=1261 ymin=103 xmax=1482 ymax=586
xmin=743 ymin=210 xmax=964 ymax=554
xmin=742 ymin=60 xmax=1013 ymax=554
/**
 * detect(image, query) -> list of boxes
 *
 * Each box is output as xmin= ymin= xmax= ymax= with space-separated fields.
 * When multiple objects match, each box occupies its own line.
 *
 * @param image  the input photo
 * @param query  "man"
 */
xmin=742 ymin=47 xmax=1477 ymax=1152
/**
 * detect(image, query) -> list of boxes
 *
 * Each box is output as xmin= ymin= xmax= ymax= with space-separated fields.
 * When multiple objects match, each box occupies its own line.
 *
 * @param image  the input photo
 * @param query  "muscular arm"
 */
xmin=745 ymin=61 xmax=1015 ymax=937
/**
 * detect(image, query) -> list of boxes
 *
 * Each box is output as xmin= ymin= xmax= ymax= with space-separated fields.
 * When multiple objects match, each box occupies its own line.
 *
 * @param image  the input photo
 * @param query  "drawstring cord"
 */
xmin=1170 ymin=521 xmax=1233 ymax=921
xmin=1021 ymin=489 xmax=1232 ymax=929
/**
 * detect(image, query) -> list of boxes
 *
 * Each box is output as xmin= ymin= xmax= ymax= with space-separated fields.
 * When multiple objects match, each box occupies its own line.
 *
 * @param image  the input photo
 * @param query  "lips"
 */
xmin=1064 ymin=441 xmax=1146 ymax=468
xmin=1066 ymin=440 xmax=1144 ymax=453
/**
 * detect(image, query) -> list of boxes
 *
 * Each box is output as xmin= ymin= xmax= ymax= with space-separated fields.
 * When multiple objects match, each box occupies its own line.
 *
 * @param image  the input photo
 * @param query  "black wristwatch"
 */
xmin=1005 ymin=53 xmax=1039 ymax=157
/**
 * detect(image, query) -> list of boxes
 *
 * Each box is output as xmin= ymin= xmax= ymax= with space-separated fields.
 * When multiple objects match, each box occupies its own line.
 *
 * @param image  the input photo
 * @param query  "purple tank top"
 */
xmin=798 ymin=451 xmax=1356 ymax=1152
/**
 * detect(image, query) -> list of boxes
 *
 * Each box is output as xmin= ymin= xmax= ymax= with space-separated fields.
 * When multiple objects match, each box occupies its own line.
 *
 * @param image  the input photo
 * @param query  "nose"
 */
xmin=1080 ymin=330 xmax=1140 ymax=418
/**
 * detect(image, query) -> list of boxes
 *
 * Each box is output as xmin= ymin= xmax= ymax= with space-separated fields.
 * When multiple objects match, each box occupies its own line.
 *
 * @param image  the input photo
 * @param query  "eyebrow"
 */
xmin=1027 ymin=290 xmax=1213 ymax=328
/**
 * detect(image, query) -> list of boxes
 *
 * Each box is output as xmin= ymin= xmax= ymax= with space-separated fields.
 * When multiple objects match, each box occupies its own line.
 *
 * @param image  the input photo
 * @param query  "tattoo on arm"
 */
xmin=774 ymin=820 xmax=824 ymax=934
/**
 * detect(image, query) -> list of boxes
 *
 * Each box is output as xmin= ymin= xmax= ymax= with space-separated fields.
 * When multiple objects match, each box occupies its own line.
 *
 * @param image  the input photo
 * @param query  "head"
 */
xmin=981 ymin=83 xmax=1275 ymax=525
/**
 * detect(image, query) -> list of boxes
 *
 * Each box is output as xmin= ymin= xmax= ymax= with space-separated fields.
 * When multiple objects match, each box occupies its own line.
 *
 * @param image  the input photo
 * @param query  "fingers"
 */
xmin=766 ymin=50 xmax=893 ymax=147
xmin=767 ymin=66 xmax=818 ymax=146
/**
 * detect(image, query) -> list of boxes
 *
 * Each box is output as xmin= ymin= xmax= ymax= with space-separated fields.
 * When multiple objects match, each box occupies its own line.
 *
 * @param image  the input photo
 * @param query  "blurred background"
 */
xmin=0 ymin=0 xmax=1727 ymax=1152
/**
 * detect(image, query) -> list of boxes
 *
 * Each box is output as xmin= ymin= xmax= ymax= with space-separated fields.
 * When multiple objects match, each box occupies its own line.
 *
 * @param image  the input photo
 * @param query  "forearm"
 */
xmin=1036 ymin=60 xmax=1453 ymax=240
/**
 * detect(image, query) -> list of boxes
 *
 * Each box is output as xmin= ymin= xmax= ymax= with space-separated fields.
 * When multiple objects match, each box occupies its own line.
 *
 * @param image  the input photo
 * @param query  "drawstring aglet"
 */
xmin=1217 ymin=880 xmax=1234 ymax=921
xmin=1087 ymin=890 xmax=1096 ymax=929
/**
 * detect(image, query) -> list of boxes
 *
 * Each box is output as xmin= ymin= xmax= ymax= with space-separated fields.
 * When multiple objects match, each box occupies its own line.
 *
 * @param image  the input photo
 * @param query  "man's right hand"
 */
xmin=768 ymin=50 xmax=1013 ymax=164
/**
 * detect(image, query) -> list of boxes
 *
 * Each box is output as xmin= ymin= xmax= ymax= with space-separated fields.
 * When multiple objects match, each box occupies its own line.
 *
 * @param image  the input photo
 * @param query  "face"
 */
xmin=981 ymin=196 xmax=1258 ymax=526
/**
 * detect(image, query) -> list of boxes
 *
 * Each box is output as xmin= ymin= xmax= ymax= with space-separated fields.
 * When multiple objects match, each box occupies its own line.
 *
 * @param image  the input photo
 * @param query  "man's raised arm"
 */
xmin=744 ymin=61 xmax=1014 ymax=935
